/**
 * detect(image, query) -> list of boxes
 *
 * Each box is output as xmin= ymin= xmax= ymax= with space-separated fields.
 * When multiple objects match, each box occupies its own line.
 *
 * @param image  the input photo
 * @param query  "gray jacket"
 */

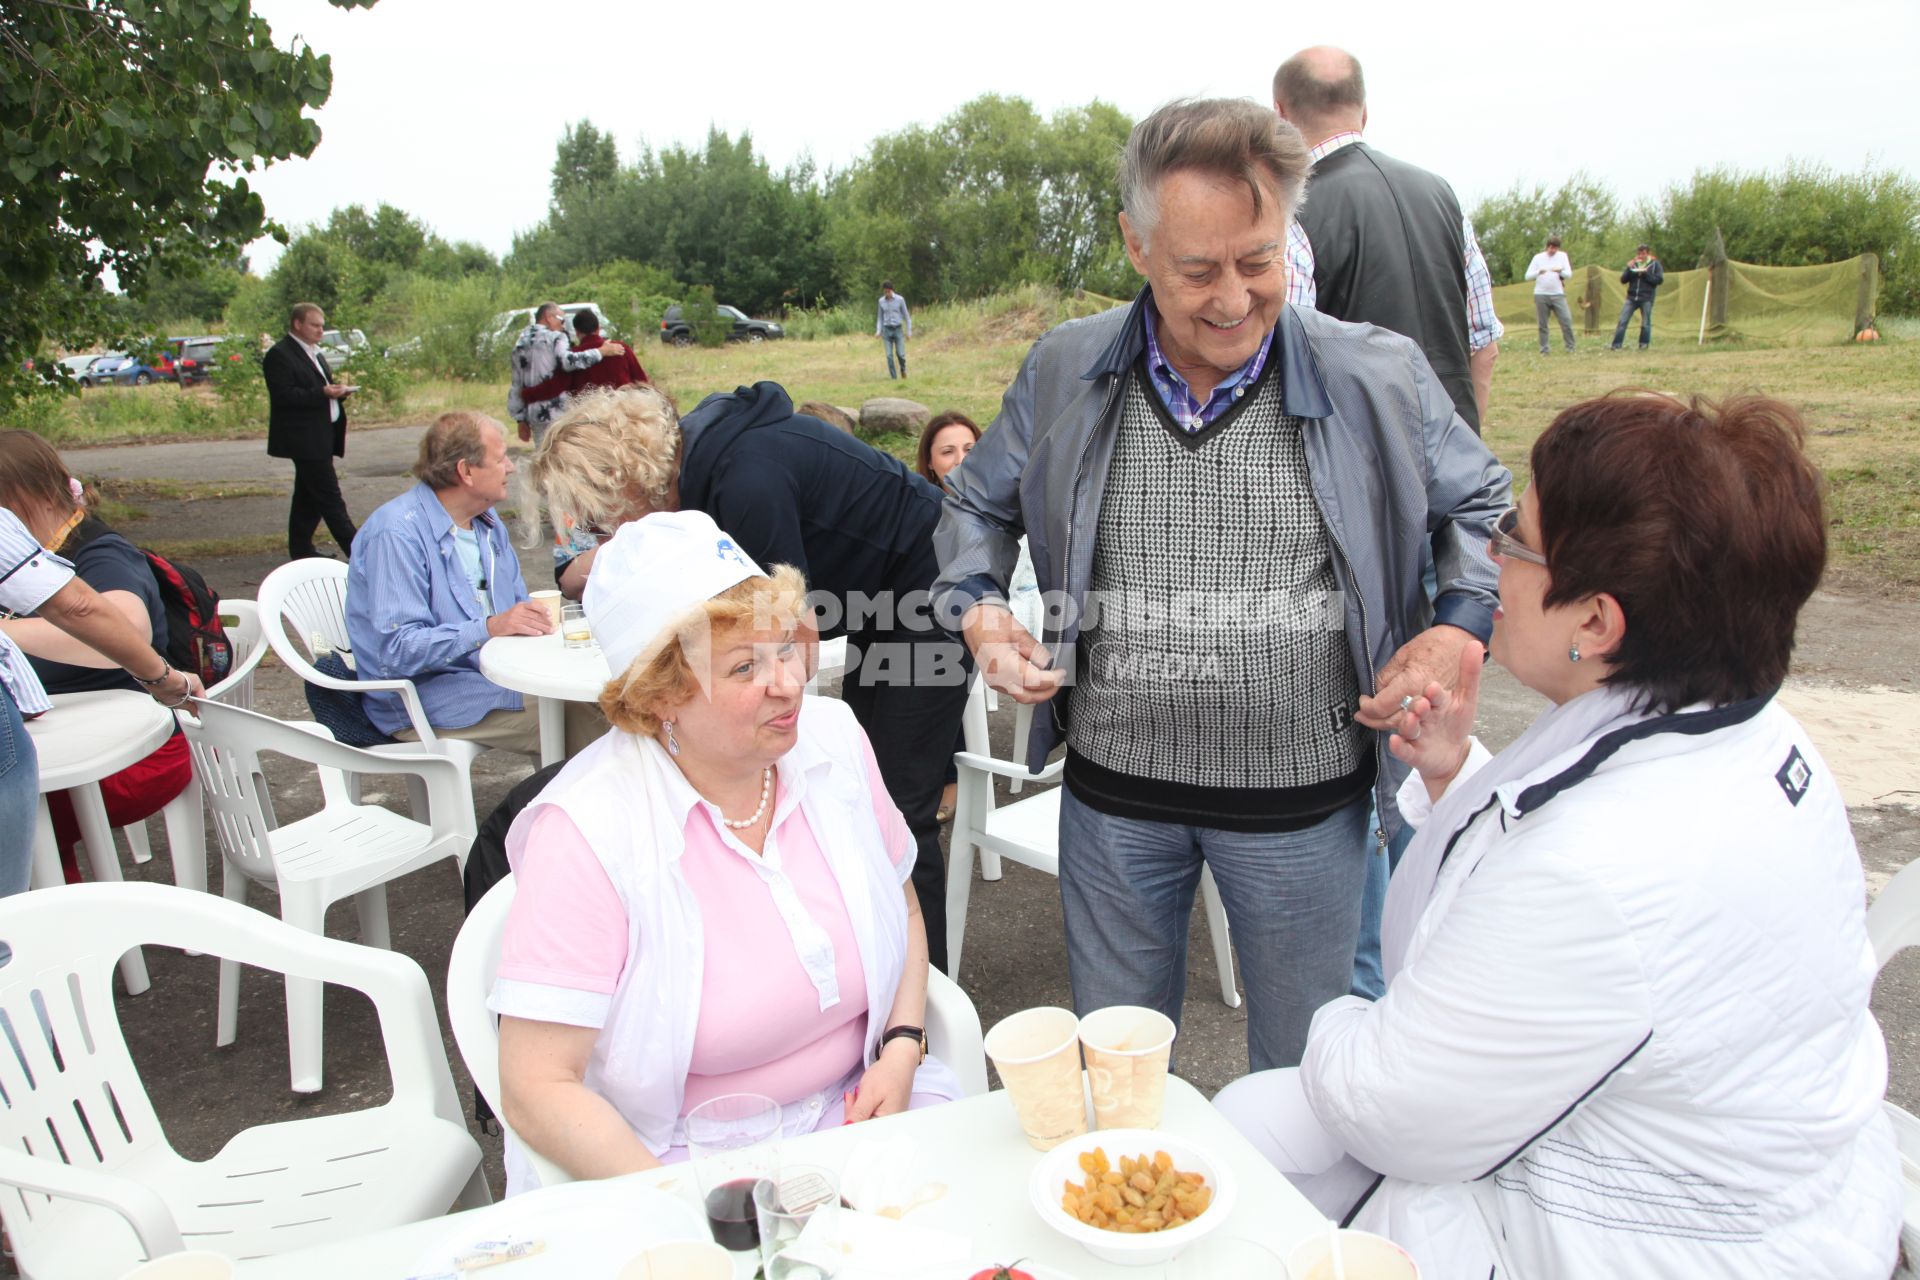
xmin=931 ymin=293 xmax=1512 ymax=835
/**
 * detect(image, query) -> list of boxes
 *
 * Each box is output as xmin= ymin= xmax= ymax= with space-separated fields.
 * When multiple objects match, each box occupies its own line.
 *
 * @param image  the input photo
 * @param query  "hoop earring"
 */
xmin=1568 ymin=643 xmax=1582 ymax=663
xmin=663 ymin=720 xmax=682 ymax=757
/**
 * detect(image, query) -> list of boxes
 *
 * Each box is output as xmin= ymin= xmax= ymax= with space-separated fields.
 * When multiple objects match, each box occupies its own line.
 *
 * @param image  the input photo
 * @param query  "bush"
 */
xmin=681 ymin=285 xmax=731 ymax=347
xmin=397 ymin=275 xmax=517 ymax=380
xmin=208 ymin=335 xmax=264 ymax=421
xmin=345 ymin=346 xmax=406 ymax=414
xmin=781 ymin=300 xmax=869 ymax=340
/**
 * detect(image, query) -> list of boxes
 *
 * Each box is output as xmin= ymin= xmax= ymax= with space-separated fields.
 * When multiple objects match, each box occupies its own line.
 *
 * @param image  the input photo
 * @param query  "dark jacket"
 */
xmin=263 ymin=334 xmax=346 ymax=460
xmin=1621 ymin=257 xmax=1666 ymax=303
xmin=677 ymin=382 xmax=946 ymax=637
xmin=1296 ymin=142 xmax=1478 ymax=432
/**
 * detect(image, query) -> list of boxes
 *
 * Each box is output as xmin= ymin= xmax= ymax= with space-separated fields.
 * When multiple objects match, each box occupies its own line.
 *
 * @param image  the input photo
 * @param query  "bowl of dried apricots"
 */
xmin=1027 ymin=1130 xmax=1237 ymax=1266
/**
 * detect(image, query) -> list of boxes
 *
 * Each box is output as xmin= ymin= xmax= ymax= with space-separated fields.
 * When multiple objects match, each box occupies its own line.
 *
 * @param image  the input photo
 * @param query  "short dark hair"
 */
xmin=572 ymin=308 xmax=600 ymax=334
xmin=915 ymin=410 xmax=981 ymax=484
xmin=881 ymin=280 xmax=894 ymax=291
xmin=1546 ymin=235 xmax=1562 ymax=247
xmin=1529 ymin=392 xmax=1826 ymax=713
xmin=1271 ymin=49 xmax=1366 ymax=123
xmin=1637 ymin=243 xmax=1651 ymax=251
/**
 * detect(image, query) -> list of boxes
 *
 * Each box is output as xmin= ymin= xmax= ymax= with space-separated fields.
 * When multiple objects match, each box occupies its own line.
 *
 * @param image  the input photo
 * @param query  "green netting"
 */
xmin=1490 ymin=254 xmax=1878 ymax=346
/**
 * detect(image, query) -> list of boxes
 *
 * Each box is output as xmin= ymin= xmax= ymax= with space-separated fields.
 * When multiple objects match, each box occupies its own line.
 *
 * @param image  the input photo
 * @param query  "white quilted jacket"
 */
xmin=1303 ymin=697 xmax=1901 ymax=1279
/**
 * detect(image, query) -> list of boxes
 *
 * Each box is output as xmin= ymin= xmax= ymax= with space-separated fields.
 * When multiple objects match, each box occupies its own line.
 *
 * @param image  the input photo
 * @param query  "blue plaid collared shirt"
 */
xmin=1140 ymin=304 xmax=1277 ymax=434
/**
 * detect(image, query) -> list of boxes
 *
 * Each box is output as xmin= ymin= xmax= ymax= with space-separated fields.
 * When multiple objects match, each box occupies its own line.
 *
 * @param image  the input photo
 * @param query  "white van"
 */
xmin=485 ymin=302 xmax=612 ymax=351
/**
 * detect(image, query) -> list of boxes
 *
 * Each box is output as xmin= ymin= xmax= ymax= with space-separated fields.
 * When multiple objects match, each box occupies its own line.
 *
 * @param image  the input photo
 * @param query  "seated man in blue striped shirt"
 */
xmin=347 ymin=412 xmax=603 ymax=759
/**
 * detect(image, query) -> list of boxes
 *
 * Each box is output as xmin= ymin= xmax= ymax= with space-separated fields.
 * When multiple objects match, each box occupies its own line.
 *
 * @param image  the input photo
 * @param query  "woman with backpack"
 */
xmin=0 ymin=430 xmax=195 ymax=878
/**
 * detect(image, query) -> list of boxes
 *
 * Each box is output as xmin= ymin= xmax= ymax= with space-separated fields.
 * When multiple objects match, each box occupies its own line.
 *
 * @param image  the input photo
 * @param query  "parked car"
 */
xmin=485 ymin=303 xmax=612 ymax=354
xmin=174 ymin=338 xmax=225 ymax=386
xmin=77 ymin=352 xmax=126 ymax=386
xmin=91 ymin=354 xmax=165 ymax=386
xmin=320 ymin=328 xmax=369 ymax=367
xmin=56 ymin=354 xmax=103 ymax=384
xmin=659 ymin=303 xmax=785 ymax=347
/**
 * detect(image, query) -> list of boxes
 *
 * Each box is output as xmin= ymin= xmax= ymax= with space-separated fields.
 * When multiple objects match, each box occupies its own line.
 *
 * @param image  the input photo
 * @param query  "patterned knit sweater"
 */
xmin=1064 ymin=358 xmax=1372 ymax=830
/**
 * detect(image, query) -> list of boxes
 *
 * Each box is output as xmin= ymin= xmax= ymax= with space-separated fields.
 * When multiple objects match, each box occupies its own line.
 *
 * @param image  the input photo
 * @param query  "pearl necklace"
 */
xmin=719 ymin=767 xmax=774 ymax=830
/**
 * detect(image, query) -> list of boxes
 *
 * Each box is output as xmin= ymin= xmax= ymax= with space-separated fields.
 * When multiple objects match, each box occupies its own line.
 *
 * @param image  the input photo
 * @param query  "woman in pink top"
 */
xmin=492 ymin=510 xmax=960 ymax=1191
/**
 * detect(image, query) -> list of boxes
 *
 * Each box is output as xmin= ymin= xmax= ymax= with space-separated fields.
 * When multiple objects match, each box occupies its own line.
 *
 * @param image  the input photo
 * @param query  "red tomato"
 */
xmin=968 ymin=1266 xmax=1035 ymax=1280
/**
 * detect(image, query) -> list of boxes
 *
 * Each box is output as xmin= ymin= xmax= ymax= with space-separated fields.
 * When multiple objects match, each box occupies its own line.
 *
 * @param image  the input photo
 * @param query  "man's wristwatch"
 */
xmin=880 ymin=1024 xmax=927 ymax=1063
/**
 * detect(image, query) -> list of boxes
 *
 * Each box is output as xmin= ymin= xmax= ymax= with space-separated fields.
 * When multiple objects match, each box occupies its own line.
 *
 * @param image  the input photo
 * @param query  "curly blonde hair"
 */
xmin=519 ymin=385 xmax=681 ymax=550
xmin=599 ymin=563 xmax=811 ymax=736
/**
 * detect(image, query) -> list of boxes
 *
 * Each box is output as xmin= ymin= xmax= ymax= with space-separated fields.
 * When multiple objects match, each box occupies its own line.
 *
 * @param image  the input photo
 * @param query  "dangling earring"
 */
xmin=663 ymin=720 xmax=682 ymax=757
xmin=1568 ymin=642 xmax=1582 ymax=663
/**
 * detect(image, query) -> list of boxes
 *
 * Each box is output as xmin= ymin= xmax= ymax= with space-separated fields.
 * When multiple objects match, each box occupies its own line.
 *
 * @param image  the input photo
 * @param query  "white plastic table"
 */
xmin=239 ymin=1075 xmax=1327 ymax=1278
xmin=480 ymin=634 xmax=854 ymax=767
xmin=477 ymin=633 xmax=613 ymax=767
xmin=25 ymin=689 xmax=178 ymax=994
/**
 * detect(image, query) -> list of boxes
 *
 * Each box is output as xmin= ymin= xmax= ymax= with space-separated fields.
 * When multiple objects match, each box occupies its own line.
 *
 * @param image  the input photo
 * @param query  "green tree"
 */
xmin=0 ymin=0 xmax=375 ymax=406
xmin=1470 ymin=172 xmax=1624 ymax=286
xmin=551 ymin=120 xmax=620 ymax=203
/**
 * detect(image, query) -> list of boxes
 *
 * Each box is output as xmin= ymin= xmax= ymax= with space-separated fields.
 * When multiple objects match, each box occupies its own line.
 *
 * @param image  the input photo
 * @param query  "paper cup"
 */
xmin=984 ymin=1006 xmax=1087 ymax=1150
xmin=1286 ymin=1229 xmax=1420 ymax=1280
xmin=117 ymin=1252 xmax=235 ymax=1280
xmin=1078 ymin=1004 xmax=1176 ymax=1130
xmin=616 ymin=1240 xmax=734 ymax=1280
xmin=530 ymin=589 xmax=564 ymax=628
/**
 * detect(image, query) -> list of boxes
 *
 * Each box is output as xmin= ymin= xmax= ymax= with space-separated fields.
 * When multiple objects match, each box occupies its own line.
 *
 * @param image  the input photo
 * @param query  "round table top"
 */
xmin=478 ymin=633 xmax=613 ymax=703
xmin=25 ymin=689 xmax=178 ymax=792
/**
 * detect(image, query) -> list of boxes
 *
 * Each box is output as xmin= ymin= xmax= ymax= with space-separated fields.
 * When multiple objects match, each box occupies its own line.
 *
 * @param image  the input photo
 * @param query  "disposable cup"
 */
xmin=615 ymin=1240 xmax=734 ymax=1280
xmin=1078 ymin=1004 xmax=1176 ymax=1130
xmin=117 ymin=1252 xmax=236 ymax=1280
xmin=1286 ymin=1229 xmax=1421 ymax=1280
xmin=529 ymin=589 xmax=564 ymax=628
xmin=983 ymin=1006 xmax=1087 ymax=1150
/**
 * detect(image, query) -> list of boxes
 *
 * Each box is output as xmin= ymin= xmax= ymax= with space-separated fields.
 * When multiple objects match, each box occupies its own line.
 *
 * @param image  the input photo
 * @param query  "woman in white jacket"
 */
xmin=1215 ymin=392 xmax=1900 ymax=1278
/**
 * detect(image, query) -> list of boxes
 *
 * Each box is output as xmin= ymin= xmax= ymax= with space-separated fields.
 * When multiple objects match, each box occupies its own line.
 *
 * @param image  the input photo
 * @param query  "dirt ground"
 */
xmin=38 ymin=423 xmax=1920 ymax=1225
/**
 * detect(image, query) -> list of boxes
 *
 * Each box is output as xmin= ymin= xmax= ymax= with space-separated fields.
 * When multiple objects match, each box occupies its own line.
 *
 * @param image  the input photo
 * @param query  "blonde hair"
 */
xmin=599 ymin=564 xmax=810 ymax=736
xmin=520 ymin=385 xmax=680 ymax=549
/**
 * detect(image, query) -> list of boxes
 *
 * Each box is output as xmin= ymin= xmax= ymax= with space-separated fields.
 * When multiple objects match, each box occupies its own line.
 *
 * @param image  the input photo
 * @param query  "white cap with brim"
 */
xmin=584 ymin=510 xmax=767 ymax=679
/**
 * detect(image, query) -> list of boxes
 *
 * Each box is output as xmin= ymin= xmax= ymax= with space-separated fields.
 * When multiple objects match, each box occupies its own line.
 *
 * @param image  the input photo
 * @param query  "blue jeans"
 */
xmin=1612 ymin=296 xmax=1654 ymax=348
xmin=1058 ymin=790 xmax=1370 ymax=1071
xmin=1 ymin=684 xmax=39 ymax=900
xmin=1349 ymin=805 xmax=1417 ymax=999
xmin=881 ymin=325 xmax=907 ymax=378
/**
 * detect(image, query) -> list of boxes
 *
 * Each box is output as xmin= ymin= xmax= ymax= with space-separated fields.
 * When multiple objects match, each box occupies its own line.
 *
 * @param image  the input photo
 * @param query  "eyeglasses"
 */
xmin=1490 ymin=506 xmax=1548 ymax=568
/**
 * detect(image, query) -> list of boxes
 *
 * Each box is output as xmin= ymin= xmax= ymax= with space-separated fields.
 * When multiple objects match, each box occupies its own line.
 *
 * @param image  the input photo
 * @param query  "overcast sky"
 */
xmin=242 ymin=0 xmax=1920 ymax=274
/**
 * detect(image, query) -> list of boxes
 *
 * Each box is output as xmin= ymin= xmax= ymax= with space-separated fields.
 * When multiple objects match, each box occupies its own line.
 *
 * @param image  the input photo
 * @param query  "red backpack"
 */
xmin=143 ymin=548 xmax=234 ymax=687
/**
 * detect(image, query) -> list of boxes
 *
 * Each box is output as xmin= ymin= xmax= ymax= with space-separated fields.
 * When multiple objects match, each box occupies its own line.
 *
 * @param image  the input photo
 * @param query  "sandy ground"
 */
xmin=26 ymin=423 xmax=1920 ymax=1231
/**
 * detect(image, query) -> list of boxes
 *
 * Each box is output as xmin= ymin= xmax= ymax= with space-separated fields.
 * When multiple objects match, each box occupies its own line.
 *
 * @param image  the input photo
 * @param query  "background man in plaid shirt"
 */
xmin=1274 ymin=46 xmax=1503 ymax=433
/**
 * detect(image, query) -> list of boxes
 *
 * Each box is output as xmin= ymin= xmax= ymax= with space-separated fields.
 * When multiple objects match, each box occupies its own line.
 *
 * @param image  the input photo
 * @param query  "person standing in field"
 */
xmin=876 ymin=281 xmax=912 ymax=379
xmin=1273 ymin=45 xmax=1501 ymax=433
xmin=568 ymin=309 xmax=648 ymax=392
xmin=1612 ymin=244 xmax=1666 ymax=350
xmin=1526 ymin=235 xmax=1577 ymax=354
xmin=507 ymin=303 xmax=629 ymax=444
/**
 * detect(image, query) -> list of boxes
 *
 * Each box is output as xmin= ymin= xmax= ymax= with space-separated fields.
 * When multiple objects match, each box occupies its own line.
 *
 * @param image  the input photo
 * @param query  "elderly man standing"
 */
xmin=934 ymin=99 xmax=1510 ymax=1071
xmin=1273 ymin=47 xmax=1502 ymax=431
xmin=507 ymin=303 xmax=628 ymax=444
xmin=347 ymin=411 xmax=602 ymax=758
xmin=264 ymin=302 xmax=358 ymax=560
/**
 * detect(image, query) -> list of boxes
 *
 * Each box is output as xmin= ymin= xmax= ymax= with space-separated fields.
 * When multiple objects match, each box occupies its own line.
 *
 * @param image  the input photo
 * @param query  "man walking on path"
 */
xmin=876 ymin=281 xmax=912 ymax=379
xmin=1526 ymin=236 xmax=1577 ymax=353
xmin=264 ymin=302 xmax=357 ymax=561
xmin=1612 ymin=244 xmax=1665 ymax=349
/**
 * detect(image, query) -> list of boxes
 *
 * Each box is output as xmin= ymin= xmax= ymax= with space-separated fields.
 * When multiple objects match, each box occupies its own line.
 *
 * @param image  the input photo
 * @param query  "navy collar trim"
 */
xmin=1082 ymin=288 xmax=1333 ymax=418
xmin=1512 ymin=691 xmax=1776 ymax=817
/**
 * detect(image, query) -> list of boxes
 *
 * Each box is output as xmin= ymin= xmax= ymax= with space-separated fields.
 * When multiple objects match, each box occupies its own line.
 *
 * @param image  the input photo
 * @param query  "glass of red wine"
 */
xmin=685 ymin=1093 xmax=782 ymax=1255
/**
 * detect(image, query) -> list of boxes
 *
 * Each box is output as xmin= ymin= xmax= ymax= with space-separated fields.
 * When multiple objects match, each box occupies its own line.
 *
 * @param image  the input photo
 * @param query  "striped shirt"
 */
xmin=1286 ymin=133 xmax=1503 ymax=352
xmin=1141 ymin=303 xmax=1277 ymax=434
xmin=0 ymin=506 xmax=71 ymax=715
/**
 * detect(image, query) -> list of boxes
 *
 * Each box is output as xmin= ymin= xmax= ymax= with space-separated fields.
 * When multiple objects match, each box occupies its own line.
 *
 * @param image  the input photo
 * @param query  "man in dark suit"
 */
xmin=264 ymin=302 xmax=357 ymax=560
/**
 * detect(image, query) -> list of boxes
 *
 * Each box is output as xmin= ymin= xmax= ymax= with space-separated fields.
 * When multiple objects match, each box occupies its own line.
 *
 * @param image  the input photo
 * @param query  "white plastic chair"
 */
xmin=1869 ymin=859 xmax=1920 ymax=1274
xmin=945 ymin=677 xmax=1241 ymax=1007
xmin=179 ymin=699 xmax=477 ymax=1094
xmin=0 ymin=882 xmax=486 ymax=1280
xmin=116 ymin=600 xmax=268 ymax=879
xmin=449 ymin=876 xmax=990 ymax=1196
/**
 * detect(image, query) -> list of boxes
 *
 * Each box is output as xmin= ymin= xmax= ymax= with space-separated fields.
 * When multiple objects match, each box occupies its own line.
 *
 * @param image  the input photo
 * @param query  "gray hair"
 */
xmin=1118 ymin=98 xmax=1310 ymax=245
xmin=534 ymin=302 xmax=562 ymax=325
xmin=413 ymin=411 xmax=500 ymax=490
